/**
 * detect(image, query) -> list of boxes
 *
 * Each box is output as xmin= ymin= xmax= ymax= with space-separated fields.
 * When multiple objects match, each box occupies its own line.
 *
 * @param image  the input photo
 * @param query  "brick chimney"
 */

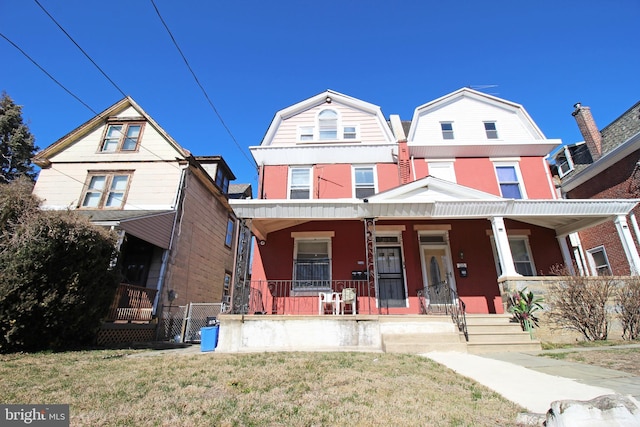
xmin=572 ymin=103 xmax=602 ymax=161
xmin=389 ymin=114 xmax=411 ymax=184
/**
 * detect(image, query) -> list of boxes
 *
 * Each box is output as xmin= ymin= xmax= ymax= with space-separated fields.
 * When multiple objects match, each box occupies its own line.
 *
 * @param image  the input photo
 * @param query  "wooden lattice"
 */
xmin=96 ymin=326 xmax=156 ymax=346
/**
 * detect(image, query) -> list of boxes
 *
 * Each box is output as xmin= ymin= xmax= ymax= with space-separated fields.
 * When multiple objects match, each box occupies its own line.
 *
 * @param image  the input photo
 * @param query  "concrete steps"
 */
xmin=382 ymin=332 xmax=467 ymax=354
xmin=465 ymin=314 xmax=542 ymax=354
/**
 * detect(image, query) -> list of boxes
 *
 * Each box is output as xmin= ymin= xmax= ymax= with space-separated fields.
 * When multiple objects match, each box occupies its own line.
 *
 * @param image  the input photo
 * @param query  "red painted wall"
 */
xmin=262 ymin=165 xmax=289 ymax=199
xmin=520 ymin=157 xmax=554 ymax=199
xmin=316 ymin=164 xmax=351 ymax=198
xmin=377 ymin=163 xmax=400 ymax=192
xmin=455 ymin=158 xmax=501 ymax=196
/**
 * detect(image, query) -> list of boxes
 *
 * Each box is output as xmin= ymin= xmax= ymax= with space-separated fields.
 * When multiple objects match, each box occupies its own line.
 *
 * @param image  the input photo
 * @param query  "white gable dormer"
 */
xmin=252 ymin=90 xmax=397 ymax=166
xmin=407 ymin=88 xmax=560 ymax=158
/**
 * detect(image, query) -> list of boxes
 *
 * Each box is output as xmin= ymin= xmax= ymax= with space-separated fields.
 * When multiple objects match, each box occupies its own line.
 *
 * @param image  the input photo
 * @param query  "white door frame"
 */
xmin=418 ymin=231 xmax=457 ymax=295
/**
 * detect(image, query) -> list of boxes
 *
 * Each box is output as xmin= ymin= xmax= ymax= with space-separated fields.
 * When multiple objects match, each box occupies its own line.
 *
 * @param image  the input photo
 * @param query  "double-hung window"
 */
xmin=80 ymin=172 xmax=132 ymax=208
xmin=289 ymin=167 xmax=312 ymax=199
xmin=554 ymin=147 xmax=574 ymax=177
xmin=494 ymin=163 xmax=525 ymax=199
xmin=225 ymin=217 xmax=235 ymax=247
xmin=484 ymin=122 xmax=498 ymax=139
xmin=353 ymin=166 xmax=376 ymax=198
xmin=215 ymin=168 xmax=230 ymax=194
xmin=293 ymin=239 xmax=331 ymax=289
xmin=441 ymin=122 xmax=454 ymax=140
xmin=101 ymin=123 xmax=143 ymax=152
xmin=588 ymin=246 xmax=611 ymax=276
xmin=318 ymin=110 xmax=338 ymax=140
xmin=491 ymin=236 xmax=536 ymax=276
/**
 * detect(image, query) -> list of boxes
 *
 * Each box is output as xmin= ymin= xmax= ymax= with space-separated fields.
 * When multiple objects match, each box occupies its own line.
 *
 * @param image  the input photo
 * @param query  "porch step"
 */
xmin=382 ymin=333 xmax=467 ymax=354
xmin=464 ymin=314 xmax=541 ymax=353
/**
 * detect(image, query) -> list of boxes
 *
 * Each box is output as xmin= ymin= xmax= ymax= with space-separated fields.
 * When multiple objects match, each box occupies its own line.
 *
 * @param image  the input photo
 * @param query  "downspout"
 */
xmin=411 ymin=156 xmax=417 ymax=181
xmin=152 ymin=165 xmax=188 ymax=314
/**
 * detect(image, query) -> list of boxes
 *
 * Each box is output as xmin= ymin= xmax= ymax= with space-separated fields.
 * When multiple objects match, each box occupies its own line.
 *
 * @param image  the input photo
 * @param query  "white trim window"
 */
xmin=318 ymin=109 xmax=338 ymax=140
xmin=440 ymin=122 xmax=454 ymax=140
xmin=101 ymin=122 xmax=143 ymax=152
xmin=299 ymin=126 xmax=314 ymax=142
xmin=554 ymin=146 xmax=575 ymax=177
xmin=343 ymin=125 xmax=358 ymax=140
xmin=587 ymin=246 xmax=611 ymax=276
xmin=427 ymin=161 xmax=456 ymax=183
xmin=293 ymin=238 xmax=331 ymax=289
xmin=484 ymin=122 xmax=498 ymax=139
xmin=80 ymin=171 xmax=132 ymax=209
xmin=353 ymin=166 xmax=376 ymax=198
xmin=289 ymin=167 xmax=312 ymax=199
xmin=494 ymin=162 xmax=526 ymax=199
xmin=491 ymin=236 xmax=536 ymax=276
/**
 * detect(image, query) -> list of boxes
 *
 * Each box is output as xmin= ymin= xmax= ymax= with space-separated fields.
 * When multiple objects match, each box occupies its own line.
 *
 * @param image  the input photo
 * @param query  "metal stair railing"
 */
xmin=419 ymin=282 xmax=468 ymax=342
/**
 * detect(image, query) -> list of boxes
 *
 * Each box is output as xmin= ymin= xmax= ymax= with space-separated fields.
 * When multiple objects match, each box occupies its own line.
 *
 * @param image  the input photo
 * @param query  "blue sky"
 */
xmin=2 ymin=1 xmax=639 ymax=191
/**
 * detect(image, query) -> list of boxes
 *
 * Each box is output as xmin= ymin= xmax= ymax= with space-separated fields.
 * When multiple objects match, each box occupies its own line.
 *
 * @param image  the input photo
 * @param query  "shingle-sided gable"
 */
xmin=259 ymin=90 xmax=395 ymax=147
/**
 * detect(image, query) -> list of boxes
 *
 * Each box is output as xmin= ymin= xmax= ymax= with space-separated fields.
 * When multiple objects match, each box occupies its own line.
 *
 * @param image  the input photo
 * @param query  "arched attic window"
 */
xmin=318 ymin=109 xmax=338 ymax=140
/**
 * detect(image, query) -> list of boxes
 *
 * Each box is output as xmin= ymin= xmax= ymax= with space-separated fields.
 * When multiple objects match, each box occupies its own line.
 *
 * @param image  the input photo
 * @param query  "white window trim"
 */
xmin=440 ymin=121 xmax=454 ymax=140
xmin=483 ymin=121 xmax=499 ymax=139
xmin=426 ymin=160 xmax=457 ymax=183
xmin=288 ymin=166 xmax=313 ymax=199
xmin=493 ymin=161 xmax=527 ymax=199
xmin=587 ymin=246 xmax=612 ymax=276
xmin=292 ymin=236 xmax=333 ymax=293
xmin=352 ymin=165 xmax=378 ymax=198
xmin=490 ymin=235 xmax=536 ymax=277
xmin=342 ymin=124 xmax=359 ymax=140
xmin=555 ymin=146 xmax=575 ymax=178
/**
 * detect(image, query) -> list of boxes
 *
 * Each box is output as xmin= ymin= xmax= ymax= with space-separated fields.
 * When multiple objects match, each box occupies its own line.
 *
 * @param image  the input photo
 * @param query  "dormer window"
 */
xmin=100 ymin=123 xmax=143 ymax=152
xmin=484 ymin=122 xmax=498 ymax=139
xmin=441 ymin=122 xmax=454 ymax=140
xmin=555 ymin=146 xmax=574 ymax=177
xmin=318 ymin=110 xmax=338 ymax=140
xmin=215 ymin=167 xmax=230 ymax=193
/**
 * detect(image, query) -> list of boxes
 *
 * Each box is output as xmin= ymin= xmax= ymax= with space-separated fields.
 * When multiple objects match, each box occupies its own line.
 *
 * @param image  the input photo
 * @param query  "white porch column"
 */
xmin=556 ymin=235 xmax=575 ymax=275
xmin=569 ymin=233 xmax=588 ymax=276
xmin=490 ymin=216 xmax=519 ymax=277
xmin=614 ymin=215 xmax=640 ymax=275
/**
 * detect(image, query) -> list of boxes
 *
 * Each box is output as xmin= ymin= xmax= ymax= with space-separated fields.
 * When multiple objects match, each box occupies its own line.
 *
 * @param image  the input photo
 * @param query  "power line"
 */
xmin=34 ymin=0 xmax=127 ymax=99
xmin=0 ymin=32 xmax=99 ymax=115
xmin=149 ymin=0 xmax=257 ymax=170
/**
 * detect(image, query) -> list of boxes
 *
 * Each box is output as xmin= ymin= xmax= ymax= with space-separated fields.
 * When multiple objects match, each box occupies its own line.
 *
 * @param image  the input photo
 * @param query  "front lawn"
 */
xmin=0 ymin=349 xmax=524 ymax=426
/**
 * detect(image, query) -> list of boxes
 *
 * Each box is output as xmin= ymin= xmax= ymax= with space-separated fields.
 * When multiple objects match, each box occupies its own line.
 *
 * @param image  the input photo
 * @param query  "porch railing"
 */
xmin=234 ymin=280 xmax=374 ymax=315
xmin=106 ymin=283 xmax=157 ymax=322
xmin=418 ymin=282 xmax=468 ymax=341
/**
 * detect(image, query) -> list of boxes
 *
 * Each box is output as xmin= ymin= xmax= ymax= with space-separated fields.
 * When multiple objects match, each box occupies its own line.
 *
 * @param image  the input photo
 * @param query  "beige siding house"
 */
xmin=32 ymin=97 xmax=247 ymax=344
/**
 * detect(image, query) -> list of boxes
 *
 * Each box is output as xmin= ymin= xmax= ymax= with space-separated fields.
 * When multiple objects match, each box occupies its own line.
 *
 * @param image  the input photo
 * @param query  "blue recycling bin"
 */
xmin=200 ymin=325 xmax=219 ymax=352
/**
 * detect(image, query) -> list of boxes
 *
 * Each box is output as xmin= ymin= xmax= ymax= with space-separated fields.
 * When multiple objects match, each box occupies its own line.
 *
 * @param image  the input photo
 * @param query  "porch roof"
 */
xmin=229 ymin=198 xmax=639 ymax=241
xmin=77 ymin=210 xmax=176 ymax=249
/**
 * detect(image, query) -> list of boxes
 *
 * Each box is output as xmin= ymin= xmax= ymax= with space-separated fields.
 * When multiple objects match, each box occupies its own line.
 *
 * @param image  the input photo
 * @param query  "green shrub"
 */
xmin=0 ymin=182 xmax=119 ymax=353
xmin=507 ymin=287 xmax=543 ymax=337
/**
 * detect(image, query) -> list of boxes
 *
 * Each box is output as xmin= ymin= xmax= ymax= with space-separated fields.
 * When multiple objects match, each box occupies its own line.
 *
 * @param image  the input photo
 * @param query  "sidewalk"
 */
xmin=423 ymin=345 xmax=640 ymax=414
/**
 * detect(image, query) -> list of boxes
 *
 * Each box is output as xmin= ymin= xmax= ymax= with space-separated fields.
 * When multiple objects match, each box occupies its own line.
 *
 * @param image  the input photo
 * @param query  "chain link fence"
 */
xmin=157 ymin=303 xmax=226 ymax=343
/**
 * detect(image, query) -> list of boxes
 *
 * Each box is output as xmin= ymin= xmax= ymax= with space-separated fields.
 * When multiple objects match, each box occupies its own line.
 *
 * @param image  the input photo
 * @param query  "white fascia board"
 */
xmin=562 ymin=131 xmax=640 ymax=192
xmin=408 ymin=139 xmax=560 ymax=158
xmin=250 ymin=143 xmax=397 ymax=166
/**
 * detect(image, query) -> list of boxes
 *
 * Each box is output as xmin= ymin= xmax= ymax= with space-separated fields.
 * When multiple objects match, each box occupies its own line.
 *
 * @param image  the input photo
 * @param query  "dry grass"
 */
xmin=542 ymin=347 xmax=640 ymax=375
xmin=0 ymin=349 xmax=525 ymax=426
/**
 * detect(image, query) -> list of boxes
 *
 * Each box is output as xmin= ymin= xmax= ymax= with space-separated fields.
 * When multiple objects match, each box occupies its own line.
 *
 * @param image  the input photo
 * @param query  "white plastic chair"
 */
xmin=341 ymin=288 xmax=357 ymax=315
xmin=318 ymin=292 xmax=338 ymax=315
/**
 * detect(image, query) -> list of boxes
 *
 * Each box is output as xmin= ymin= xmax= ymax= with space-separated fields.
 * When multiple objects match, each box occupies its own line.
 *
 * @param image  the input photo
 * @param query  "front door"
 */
xmin=422 ymin=247 xmax=452 ymax=305
xmin=376 ymin=246 xmax=406 ymax=308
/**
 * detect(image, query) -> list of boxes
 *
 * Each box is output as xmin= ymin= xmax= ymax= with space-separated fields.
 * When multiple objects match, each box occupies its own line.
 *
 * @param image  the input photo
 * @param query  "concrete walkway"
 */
xmin=423 ymin=345 xmax=640 ymax=414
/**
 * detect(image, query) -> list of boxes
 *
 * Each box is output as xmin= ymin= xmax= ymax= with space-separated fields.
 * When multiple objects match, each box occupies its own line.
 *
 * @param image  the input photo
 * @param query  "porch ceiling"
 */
xmin=231 ymin=198 xmax=639 ymax=240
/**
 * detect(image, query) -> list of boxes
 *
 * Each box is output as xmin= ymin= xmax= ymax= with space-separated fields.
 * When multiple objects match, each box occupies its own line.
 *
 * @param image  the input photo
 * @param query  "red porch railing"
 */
xmin=237 ymin=280 xmax=374 ymax=315
xmin=106 ymin=283 xmax=157 ymax=322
